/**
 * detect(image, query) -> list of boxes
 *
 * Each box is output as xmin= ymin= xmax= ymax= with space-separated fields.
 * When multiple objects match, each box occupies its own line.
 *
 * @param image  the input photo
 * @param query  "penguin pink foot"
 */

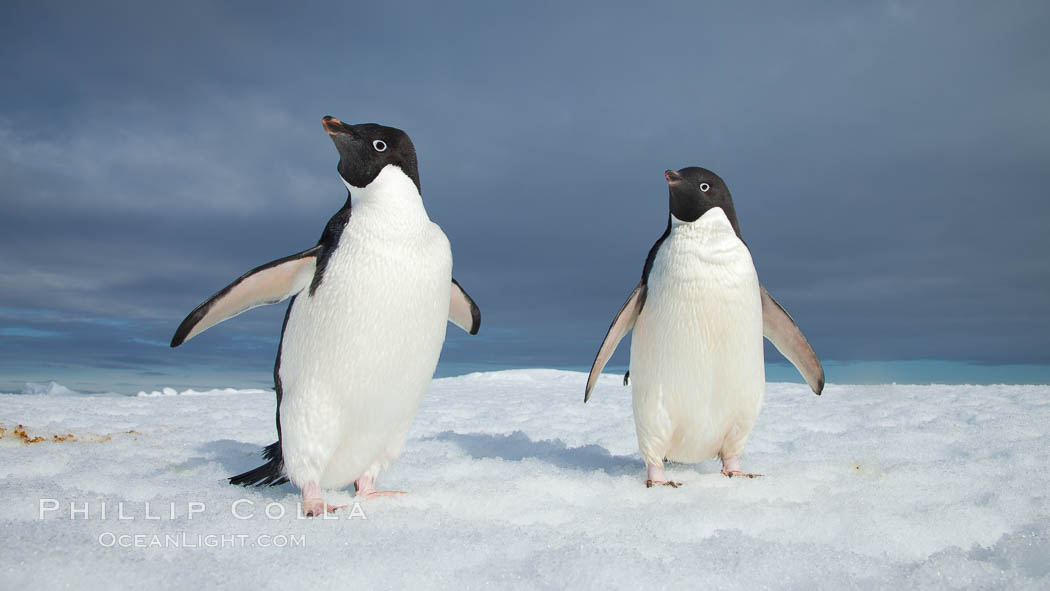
xmin=721 ymin=456 xmax=761 ymax=478
xmin=354 ymin=474 xmax=406 ymax=499
xmin=645 ymin=464 xmax=681 ymax=488
xmin=301 ymin=481 xmax=346 ymax=517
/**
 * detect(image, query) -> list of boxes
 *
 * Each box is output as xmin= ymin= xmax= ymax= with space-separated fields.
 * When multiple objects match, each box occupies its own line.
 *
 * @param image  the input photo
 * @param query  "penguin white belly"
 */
xmin=629 ymin=209 xmax=764 ymax=465
xmin=278 ymin=218 xmax=451 ymax=489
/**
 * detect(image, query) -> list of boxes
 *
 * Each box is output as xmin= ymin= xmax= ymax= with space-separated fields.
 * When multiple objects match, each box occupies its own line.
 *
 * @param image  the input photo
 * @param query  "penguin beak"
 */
xmin=322 ymin=116 xmax=352 ymax=136
xmin=665 ymin=170 xmax=684 ymax=184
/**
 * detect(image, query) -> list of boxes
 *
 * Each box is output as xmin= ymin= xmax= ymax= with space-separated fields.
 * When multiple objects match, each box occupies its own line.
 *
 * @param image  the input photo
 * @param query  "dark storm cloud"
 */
xmin=1 ymin=0 xmax=1048 ymax=391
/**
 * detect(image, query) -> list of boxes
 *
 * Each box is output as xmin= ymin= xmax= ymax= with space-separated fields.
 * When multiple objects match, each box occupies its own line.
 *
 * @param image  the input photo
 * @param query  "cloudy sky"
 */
xmin=1 ymin=1 xmax=1048 ymax=392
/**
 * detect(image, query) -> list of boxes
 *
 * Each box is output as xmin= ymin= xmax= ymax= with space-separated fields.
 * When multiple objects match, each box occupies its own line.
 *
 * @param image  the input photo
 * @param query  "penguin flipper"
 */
xmin=761 ymin=285 xmax=825 ymax=395
xmin=170 ymin=246 xmax=322 ymax=347
xmin=585 ymin=283 xmax=646 ymax=402
xmin=449 ymin=278 xmax=481 ymax=335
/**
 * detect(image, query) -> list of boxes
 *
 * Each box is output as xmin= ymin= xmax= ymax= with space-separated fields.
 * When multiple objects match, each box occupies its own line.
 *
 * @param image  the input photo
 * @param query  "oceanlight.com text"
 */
xmin=97 ymin=532 xmax=306 ymax=549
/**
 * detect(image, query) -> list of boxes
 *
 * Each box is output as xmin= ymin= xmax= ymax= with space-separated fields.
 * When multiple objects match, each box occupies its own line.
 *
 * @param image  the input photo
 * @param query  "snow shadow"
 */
xmin=965 ymin=518 xmax=1050 ymax=578
xmin=426 ymin=430 xmax=640 ymax=476
xmin=193 ymin=439 xmax=272 ymax=474
xmin=176 ymin=439 xmax=294 ymax=494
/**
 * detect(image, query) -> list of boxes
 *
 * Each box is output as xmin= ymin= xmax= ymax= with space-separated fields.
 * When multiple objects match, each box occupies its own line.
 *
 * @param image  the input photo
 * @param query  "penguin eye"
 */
xmin=699 ymin=183 xmax=710 ymax=192
xmin=372 ymin=140 xmax=387 ymax=152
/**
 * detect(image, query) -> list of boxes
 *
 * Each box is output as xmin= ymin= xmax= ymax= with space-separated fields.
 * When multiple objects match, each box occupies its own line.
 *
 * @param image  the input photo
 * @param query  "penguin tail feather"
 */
xmin=229 ymin=441 xmax=289 ymax=487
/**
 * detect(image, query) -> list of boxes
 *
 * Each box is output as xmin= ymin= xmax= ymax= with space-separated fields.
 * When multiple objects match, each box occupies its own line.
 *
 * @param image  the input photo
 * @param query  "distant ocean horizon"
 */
xmin=3 ymin=360 xmax=1050 ymax=396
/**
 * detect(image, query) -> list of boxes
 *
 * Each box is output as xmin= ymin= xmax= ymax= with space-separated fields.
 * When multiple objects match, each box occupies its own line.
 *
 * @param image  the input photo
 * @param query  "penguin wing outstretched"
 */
xmin=761 ymin=285 xmax=825 ymax=395
xmin=449 ymin=278 xmax=481 ymax=335
xmin=170 ymin=246 xmax=323 ymax=347
xmin=585 ymin=282 xmax=646 ymax=402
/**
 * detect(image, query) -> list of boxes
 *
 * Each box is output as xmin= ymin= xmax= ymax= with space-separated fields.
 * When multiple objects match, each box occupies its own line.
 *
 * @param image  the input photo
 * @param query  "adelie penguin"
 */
xmin=585 ymin=167 xmax=823 ymax=487
xmin=171 ymin=116 xmax=481 ymax=516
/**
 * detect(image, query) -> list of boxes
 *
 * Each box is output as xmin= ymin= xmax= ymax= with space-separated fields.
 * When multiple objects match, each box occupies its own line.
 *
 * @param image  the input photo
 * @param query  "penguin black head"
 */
xmin=665 ymin=167 xmax=741 ymax=236
xmin=322 ymin=116 xmax=421 ymax=193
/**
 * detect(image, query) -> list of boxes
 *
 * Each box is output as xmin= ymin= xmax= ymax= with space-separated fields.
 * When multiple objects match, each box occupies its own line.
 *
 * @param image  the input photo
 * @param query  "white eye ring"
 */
xmin=373 ymin=140 xmax=387 ymax=152
xmin=699 ymin=183 xmax=710 ymax=192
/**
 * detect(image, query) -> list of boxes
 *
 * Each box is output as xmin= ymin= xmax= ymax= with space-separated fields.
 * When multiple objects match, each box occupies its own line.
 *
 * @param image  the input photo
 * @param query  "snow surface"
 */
xmin=1 ymin=370 xmax=1048 ymax=589
xmin=17 ymin=380 xmax=105 ymax=397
